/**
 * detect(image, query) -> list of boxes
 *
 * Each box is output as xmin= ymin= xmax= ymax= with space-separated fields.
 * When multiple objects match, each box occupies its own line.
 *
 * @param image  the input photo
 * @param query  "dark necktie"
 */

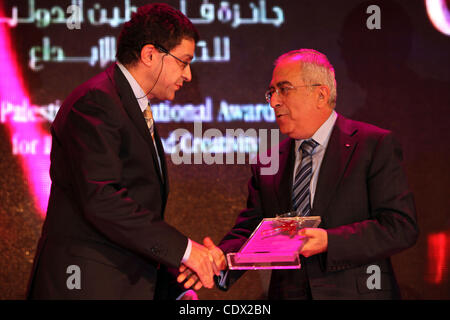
xmin=292 ymin=139 xmax=319 ymax=216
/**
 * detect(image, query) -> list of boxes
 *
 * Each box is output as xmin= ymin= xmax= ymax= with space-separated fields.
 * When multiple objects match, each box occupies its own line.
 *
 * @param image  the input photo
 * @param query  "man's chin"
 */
xmin=278 ymin=126 xmax=301 ymax=139
xmin=277 ymin=123 xmax=290 ymax=136
xmin=158 ymin=93 xmax=175 ymax=101
xmin=151 ymin=89 xmax=176 ymax=101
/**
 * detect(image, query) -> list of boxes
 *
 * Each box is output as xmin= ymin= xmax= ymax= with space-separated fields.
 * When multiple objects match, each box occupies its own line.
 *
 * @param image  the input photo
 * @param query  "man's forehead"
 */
xmin=172 ymin=38 xmax=195 ymax=54
xmin=275 ymin=56 xmax=303 ymax=72
xmin=270 ymin=58 xmax=302 ymax=86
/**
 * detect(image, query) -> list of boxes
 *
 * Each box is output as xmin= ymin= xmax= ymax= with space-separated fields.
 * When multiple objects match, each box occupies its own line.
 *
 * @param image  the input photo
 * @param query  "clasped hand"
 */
xmin=179 ymin=229 xmax=328 ymax=291
xmin=178 ymin=237 xmax=226 ymax=290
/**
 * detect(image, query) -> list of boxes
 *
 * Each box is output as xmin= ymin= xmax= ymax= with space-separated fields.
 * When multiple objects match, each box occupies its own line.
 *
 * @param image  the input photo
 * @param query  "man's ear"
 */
xmin=140 ymin=44 xmax=156 ymax=67
xmin=317 ymin=85 xmax=331 ymax=108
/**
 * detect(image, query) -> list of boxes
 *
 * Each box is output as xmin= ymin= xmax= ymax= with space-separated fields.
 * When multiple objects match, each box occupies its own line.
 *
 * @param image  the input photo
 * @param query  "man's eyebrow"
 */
xmin=182 ymin=54 xmax=194 ymax=62
xmin=268 ymin=81 xmax=292 ymax=89
xmin=276 ymin=81 xmax=292 ymax=87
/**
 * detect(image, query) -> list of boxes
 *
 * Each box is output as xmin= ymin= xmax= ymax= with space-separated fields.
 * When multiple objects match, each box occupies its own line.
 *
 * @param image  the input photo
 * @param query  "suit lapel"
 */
xmin=153 ymin=126 xmax=169 ymax=196
xmin=274 ymin=138 xmax=296 ymax=215
xmin=106 ymin=64 xmax=166 ymax=187
xmin=312 ymin=114 xmax=358 ymax=219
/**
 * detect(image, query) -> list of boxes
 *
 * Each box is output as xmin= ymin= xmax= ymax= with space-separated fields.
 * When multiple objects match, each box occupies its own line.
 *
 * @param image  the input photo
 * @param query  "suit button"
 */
xmin=151 ymin=247 xmax=160 ymax=256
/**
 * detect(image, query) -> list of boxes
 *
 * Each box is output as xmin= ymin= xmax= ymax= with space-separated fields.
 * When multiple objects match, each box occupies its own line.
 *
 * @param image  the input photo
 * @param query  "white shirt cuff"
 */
xmin=181 ymin=238 xmax=192 ymax=264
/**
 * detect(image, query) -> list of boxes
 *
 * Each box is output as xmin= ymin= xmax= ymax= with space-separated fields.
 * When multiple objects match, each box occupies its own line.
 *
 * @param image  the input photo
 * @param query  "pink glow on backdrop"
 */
xmin=427 ymin=231 xmax=450 ymax=284
xmin=0 ymin=6 xmax=50 ymax=218
xmin=426 ymin=0 xmax=450 ymax=36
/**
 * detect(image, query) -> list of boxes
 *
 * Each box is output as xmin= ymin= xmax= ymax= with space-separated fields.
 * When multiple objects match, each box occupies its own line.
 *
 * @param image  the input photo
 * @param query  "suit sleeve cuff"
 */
xmin=176 ymin=289 xmax=195 ymax=300
xmin=215 ymin=270 xmax=229 ymax=291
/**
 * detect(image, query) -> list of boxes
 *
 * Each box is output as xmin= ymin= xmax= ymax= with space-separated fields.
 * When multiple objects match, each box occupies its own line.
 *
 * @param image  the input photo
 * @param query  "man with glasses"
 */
xmin=28 ymin=3 xmax=218 ymax=299
xmin=181 ymin=49 xmax=419 ymax=299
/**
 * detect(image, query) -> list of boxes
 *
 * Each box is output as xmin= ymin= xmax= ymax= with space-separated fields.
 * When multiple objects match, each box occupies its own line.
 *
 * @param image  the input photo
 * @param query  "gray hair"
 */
xmin=275 ymin=49 xmax=337 ymax=107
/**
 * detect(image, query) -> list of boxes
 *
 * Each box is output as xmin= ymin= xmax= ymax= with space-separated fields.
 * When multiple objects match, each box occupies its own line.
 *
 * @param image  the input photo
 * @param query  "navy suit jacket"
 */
xmin=28 ymin=64 xmax=187 ymax=299
xmin=219 ymin=113 xmax=419 ymax=299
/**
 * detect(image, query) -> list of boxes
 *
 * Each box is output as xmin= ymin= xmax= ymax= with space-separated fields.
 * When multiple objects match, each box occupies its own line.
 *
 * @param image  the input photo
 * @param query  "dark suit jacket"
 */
xmin=218 ymin=113 xmax=419 ymax=299
xmin=28 ymin=64 xmax=188 ymax=299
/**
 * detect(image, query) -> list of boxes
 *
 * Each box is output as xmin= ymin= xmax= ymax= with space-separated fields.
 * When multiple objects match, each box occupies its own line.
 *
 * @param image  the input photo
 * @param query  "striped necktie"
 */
xmin=143 ymin=104 xmax=154 ymax=139
xmin=292 ymin=139 xmax=319 ymax=216
xmin=143 ymin=103 xmax=164 ymax=182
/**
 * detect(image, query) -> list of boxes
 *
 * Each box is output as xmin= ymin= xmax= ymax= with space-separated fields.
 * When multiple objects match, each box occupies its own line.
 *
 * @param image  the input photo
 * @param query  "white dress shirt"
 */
xmin=293 ymin=110 xmax=337 ymax=207
xmin=116 ymin=62 xmax=192 ymax=264
xmin=218 ymin=111 xmax=338 ymax=289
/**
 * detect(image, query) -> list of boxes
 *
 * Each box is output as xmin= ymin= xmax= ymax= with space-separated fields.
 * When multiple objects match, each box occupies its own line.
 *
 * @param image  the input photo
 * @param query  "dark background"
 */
xmin=0 ymin=0 xmax=449 ymax=299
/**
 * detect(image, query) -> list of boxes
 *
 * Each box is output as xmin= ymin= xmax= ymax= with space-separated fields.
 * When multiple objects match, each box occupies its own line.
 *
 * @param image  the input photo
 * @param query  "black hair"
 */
xmin=116 ymin=3 xmax=199 ymax=66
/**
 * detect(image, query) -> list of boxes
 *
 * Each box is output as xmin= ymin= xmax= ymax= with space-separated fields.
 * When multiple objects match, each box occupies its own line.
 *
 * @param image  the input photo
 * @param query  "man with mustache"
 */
xmin=179 ymin=49 xmax=418 ymax=299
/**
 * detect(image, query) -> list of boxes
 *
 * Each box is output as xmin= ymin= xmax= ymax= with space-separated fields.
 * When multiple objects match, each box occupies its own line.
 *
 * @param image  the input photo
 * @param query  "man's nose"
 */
xmin=270 ymin=92 xmax=282 ymax=109
xmin=182 ymin=64 xmax=192 ymax=82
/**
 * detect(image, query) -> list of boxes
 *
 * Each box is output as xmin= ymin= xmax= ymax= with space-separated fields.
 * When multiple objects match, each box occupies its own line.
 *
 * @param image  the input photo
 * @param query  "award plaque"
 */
xmin=226 ymin=213 xmax=321 ymax=270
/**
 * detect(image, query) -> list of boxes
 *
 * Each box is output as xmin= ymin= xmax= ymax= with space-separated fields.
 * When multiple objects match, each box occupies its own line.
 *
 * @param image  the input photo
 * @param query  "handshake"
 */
xmin=176 ymin=228 xmax=328 ymax=297
xmin=177 ymin=237 xmax=226 ymax=291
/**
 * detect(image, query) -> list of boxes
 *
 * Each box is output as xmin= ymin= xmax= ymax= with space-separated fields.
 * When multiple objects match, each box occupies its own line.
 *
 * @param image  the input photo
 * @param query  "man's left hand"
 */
xmin=298 ymin=228 xmax=328 ymax=257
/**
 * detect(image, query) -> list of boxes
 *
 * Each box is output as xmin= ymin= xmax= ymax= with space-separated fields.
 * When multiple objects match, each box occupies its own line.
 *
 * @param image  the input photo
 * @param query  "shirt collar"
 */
xmin=295 ymin=110 xmax=337 ymax=152
xmin=116 ymin=62 xmax=149 ymax=112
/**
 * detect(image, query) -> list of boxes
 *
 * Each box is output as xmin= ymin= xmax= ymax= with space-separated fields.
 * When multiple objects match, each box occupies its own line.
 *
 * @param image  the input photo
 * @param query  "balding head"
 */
xmin=275 ymin=49 xmax=337 ymax=108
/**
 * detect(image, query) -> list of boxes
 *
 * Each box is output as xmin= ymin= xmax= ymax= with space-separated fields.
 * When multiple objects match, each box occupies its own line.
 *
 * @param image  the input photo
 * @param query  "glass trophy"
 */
xmin=226 ymin=212 xmax=321 ymax=270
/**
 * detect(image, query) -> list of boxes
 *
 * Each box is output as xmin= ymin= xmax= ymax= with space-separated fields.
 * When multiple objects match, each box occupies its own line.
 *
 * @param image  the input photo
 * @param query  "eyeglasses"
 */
xmin=265 ymin=84 xmax=321 ymax=103
xmin=153 ymin=43 xmax=190 ymax=70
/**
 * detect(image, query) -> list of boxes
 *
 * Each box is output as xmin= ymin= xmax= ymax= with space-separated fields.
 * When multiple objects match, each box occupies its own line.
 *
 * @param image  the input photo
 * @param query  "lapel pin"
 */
xmin=345 ymin=143 xmax=351 ymax=148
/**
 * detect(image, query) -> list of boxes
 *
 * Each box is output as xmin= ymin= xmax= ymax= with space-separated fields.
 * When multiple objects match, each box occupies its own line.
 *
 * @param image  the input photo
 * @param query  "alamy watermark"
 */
xmin=66 ymin=265 xmax=81 ymax=290
xmin=167 ymin=122 xmax=280 ymax=176
xmin=66 ymin=4 xmax=82 ymax=30
xmin=366 ymin=264 xmax=381 ymax=290
xmin=366 ymin=5 xmax=381 ymax=30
